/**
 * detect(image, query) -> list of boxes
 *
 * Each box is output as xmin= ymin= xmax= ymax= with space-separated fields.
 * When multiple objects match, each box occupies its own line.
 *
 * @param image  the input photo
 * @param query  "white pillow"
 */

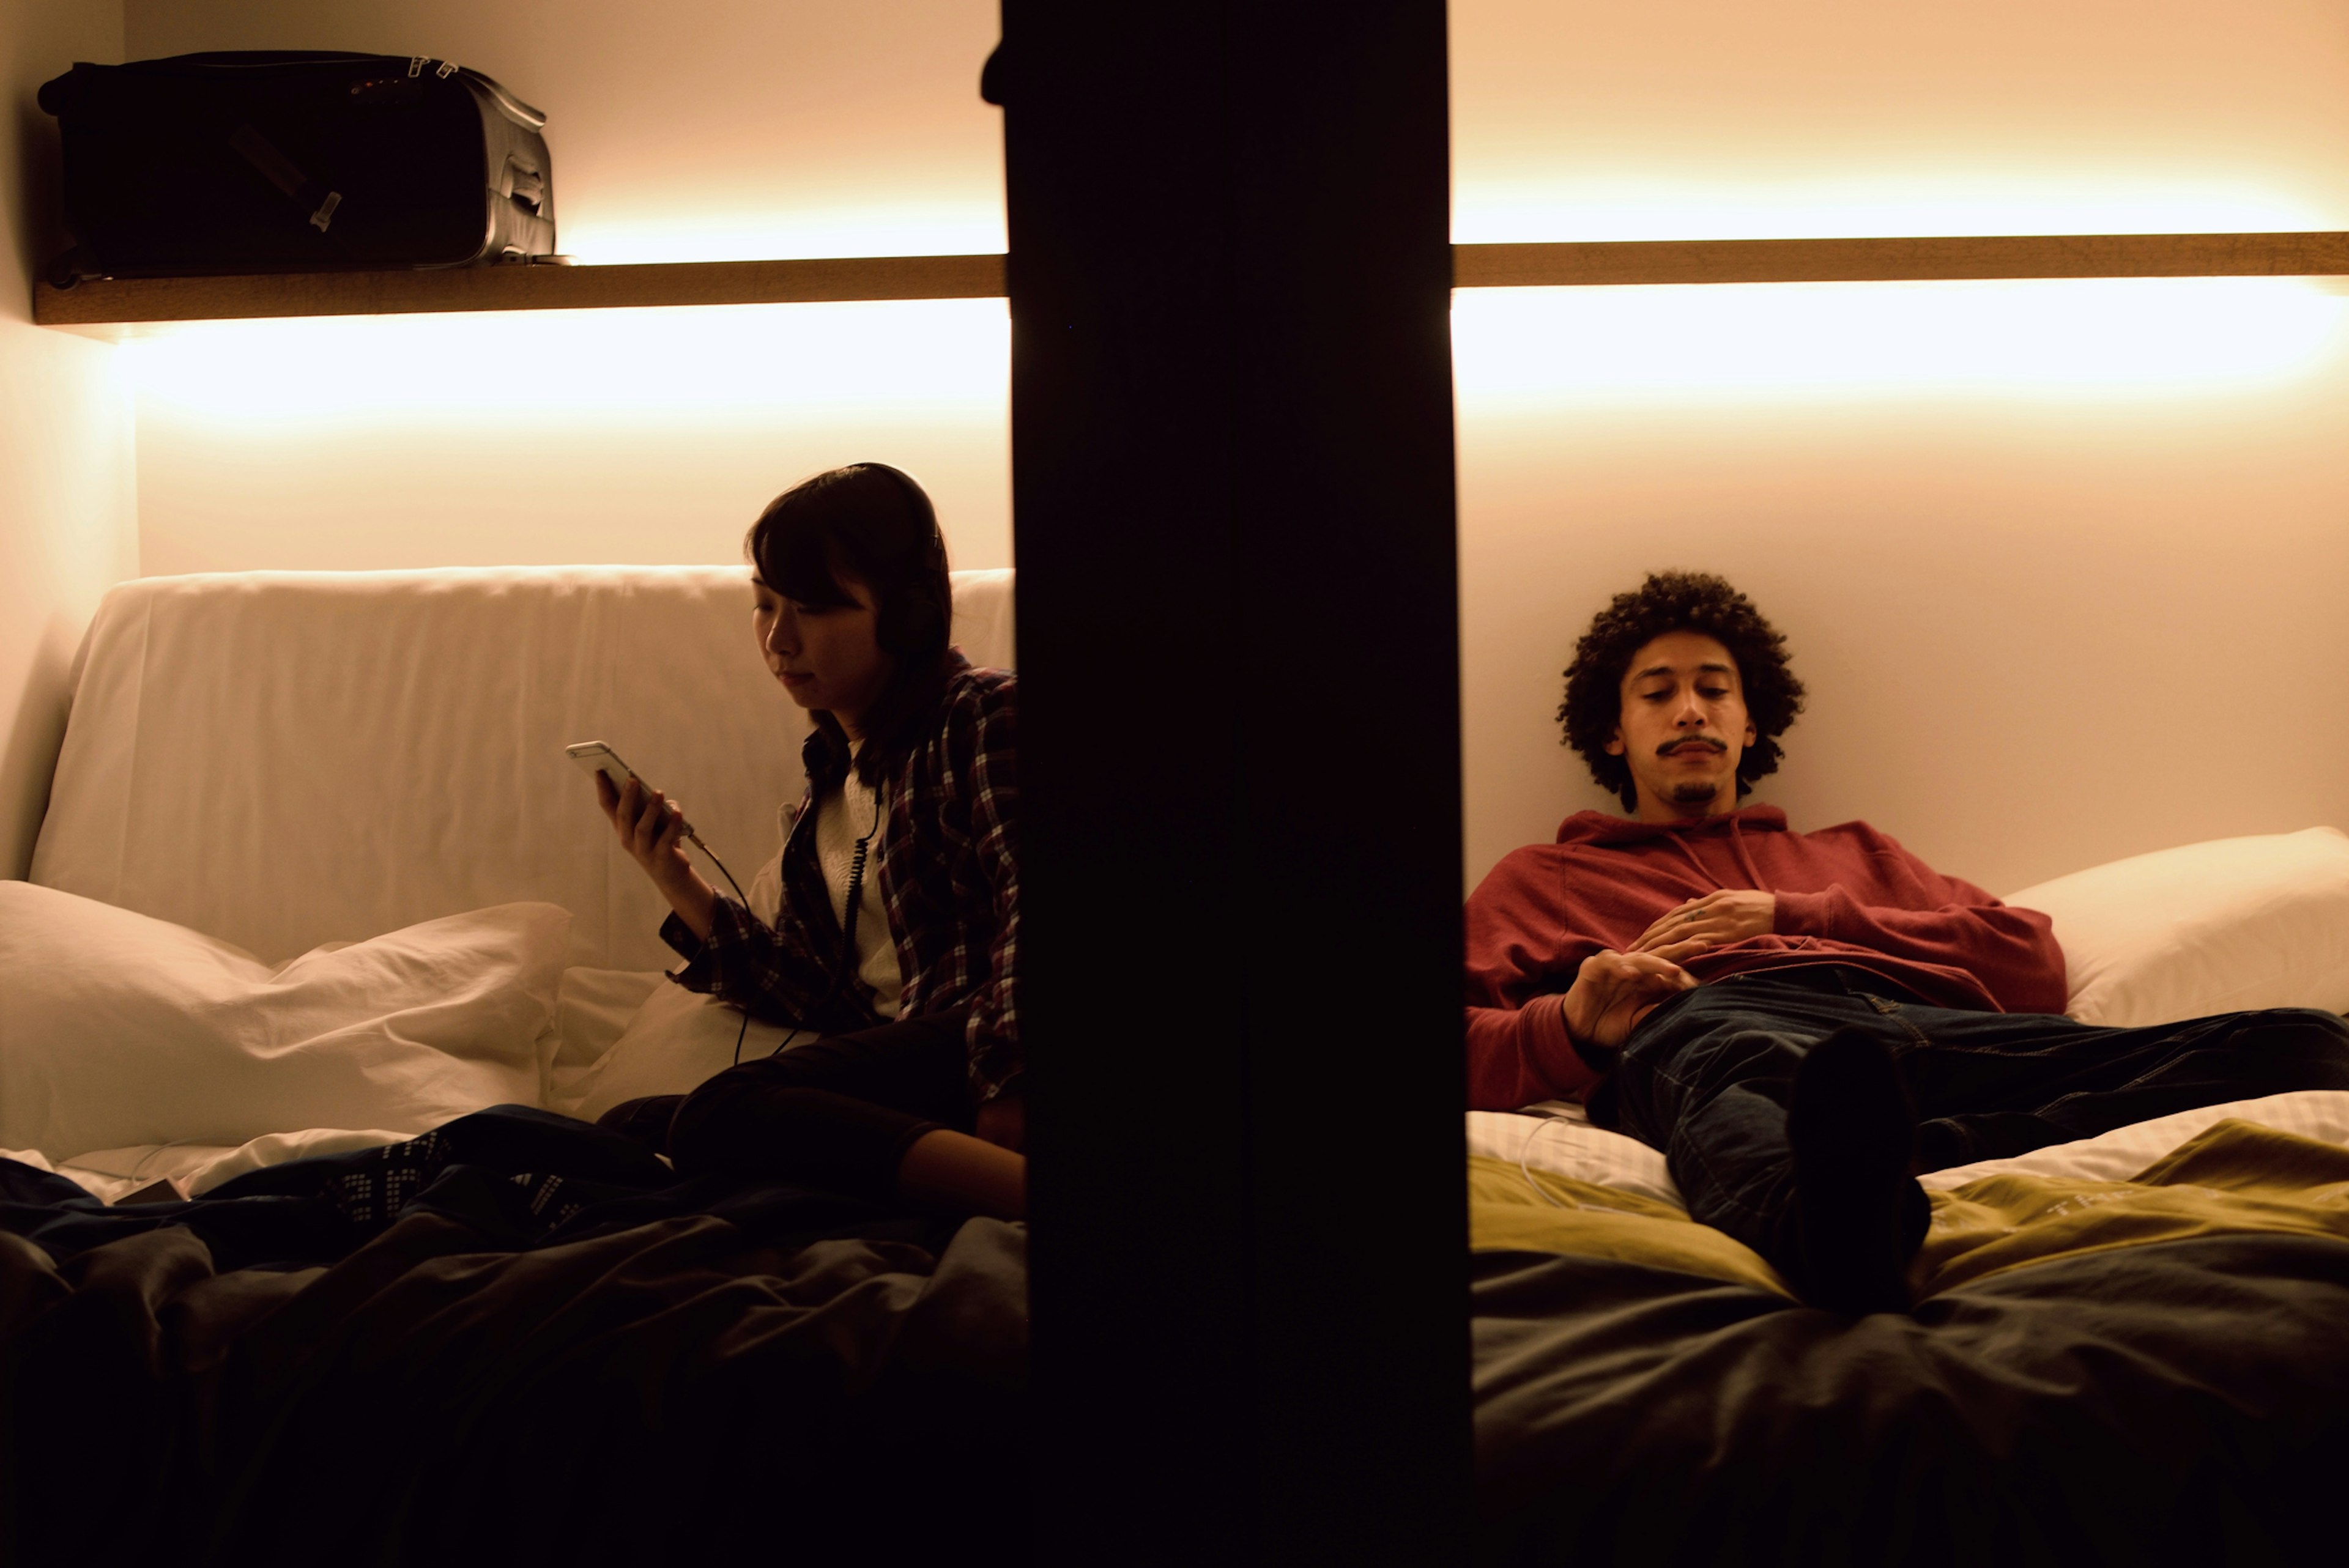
xmin=2003 ymin=827 xmax=2349 ymax=1027
xmin=0 ymin=882 xmax=567 ymax=1157
xmin=548 ymin=977 xmax=790 ymax=1123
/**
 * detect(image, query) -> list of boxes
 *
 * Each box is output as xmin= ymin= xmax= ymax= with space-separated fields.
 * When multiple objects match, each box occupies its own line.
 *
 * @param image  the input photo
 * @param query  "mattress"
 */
xmin=28 ymin=566 xmax=1014 ymax=972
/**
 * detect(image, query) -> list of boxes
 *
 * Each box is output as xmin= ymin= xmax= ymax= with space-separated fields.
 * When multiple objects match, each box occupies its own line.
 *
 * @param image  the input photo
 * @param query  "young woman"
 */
xmin=592 ymin=464 xmax=1023 ymax=1218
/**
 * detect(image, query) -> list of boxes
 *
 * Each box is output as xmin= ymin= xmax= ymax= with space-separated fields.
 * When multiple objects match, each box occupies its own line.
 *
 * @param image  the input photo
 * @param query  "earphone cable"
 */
xmin=733 ymin=781 xmax=885 ymax=1067
xmin=691 ymin=835 xmax=748 ymax=907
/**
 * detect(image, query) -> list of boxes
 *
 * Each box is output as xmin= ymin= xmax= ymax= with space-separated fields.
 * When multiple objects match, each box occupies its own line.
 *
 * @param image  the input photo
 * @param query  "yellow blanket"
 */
xmin=1471 ymin=1118 xmax=2349 ymax=1300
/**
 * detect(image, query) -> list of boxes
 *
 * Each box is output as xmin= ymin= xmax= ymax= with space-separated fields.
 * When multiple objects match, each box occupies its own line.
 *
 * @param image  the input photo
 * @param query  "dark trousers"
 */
xmin=598 ymin=1005 xmax=974 ymax=1200
xmin=1601 ymin=966 xmax=2349 ymax=1288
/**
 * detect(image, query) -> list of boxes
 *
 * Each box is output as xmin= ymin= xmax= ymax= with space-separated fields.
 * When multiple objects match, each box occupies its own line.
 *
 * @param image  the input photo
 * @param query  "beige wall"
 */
xmin=120 ymin=0 xmax=1012 ymax=577
xmin=64 ymin=1 xmax=2349 ymax=896
xmin=1457 ymin=327 xmax=2349 ymax=897
xmin=1452 ymin=0 xmax=2349 ymax=240
xmin=1451 ymin=1 xmax=2349 ymax=896
xmin=0 ymin=0 xmax=137 ymax=879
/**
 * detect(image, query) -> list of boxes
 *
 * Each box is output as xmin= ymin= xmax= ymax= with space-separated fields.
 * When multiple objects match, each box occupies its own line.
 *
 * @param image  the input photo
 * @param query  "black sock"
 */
xmin=1787 ymin=1027 xmax=1924 ymax=1317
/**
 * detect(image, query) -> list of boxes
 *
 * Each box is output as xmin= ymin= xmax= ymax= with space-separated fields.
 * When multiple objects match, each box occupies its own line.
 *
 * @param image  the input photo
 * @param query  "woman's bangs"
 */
xmin=755 ymin=521 xmax=859 ymax=609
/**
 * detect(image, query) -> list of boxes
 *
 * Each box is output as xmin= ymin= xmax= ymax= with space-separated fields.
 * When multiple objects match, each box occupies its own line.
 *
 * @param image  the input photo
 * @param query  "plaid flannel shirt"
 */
xmin=661 ymin=655 xmax=1021 ymax=1103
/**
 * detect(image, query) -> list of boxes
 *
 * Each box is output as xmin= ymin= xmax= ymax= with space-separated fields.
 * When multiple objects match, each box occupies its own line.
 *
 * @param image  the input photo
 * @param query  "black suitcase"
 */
xmin=39 ymin=51 xmax=556 ymax=284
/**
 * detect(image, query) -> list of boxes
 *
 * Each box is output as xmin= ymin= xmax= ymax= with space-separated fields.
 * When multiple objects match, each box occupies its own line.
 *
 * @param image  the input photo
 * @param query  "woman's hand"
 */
xmin=1561 ymin=944 xmax=1702 ymax=1052
xmin=595 ymin=772 xmax=717 ymax=939
xmin=1629 ymin=890 xmax=1776 ymax=955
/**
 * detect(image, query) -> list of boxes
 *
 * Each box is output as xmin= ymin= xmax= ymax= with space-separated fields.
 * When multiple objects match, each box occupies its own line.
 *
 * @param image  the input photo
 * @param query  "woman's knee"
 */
xmin=667 ymin=1066 xmax=779 ymax=1174
xmin=669 ymin=1077 xmax=939 ymax=1196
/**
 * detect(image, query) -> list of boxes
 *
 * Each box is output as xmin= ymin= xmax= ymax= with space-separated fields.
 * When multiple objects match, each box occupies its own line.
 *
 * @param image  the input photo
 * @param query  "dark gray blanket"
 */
xmin=1472 ymin=1236 xmax=2349 ymax=1566
xmin=0 ymin=1109 xmax=1028 ymax=1567
xmin=10 ymin=1111 xmax=2347 ymax=1566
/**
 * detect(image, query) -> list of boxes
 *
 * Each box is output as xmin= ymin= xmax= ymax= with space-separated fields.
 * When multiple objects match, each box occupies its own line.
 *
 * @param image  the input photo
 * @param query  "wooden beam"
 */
xmin=1452 ymin=231 xmax=2349 ymax=288
xmin=33 ymin=252 xmax=1009 ymax=327
xmin=1009 ymin=0 xmax=1470 ymax=1560
xmin=32 ymin=232 xmax=2349 ymax=332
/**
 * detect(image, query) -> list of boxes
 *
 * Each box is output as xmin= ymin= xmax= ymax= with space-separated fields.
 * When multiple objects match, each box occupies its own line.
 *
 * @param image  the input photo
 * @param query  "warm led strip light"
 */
xmin=1450 ymin=276 xmax=2349 ymax=405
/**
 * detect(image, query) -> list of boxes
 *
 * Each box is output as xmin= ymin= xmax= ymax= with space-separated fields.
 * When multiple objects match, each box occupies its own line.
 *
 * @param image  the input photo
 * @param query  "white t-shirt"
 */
xmin=812 ymin=749 xmax=903 ymax=1019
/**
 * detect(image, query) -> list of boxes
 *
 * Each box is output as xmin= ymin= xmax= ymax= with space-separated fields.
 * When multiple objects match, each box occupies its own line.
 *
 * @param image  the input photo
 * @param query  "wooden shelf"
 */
xmin=34 ymin=252 xmax=1009 ymax=331
xmin=33 ymin=232 xmax=2349 ymax=331
xmin=1455 ymin=231 xmax=2349 ymax=288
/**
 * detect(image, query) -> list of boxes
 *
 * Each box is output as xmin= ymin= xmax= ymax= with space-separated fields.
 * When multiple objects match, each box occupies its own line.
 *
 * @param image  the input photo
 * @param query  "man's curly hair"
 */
xmin=1558 ymin=571 xmax=1806 ymax=813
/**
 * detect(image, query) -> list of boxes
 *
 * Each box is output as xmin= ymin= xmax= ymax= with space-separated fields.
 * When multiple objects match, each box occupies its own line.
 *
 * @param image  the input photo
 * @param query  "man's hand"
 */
xmin=1561 ymin=944 xmax=1702 ymax=1052
xmin=1629 ymin=890 xmax=1776 ymax=955
xmin=595 ymin=771 xmax=718 ymax=939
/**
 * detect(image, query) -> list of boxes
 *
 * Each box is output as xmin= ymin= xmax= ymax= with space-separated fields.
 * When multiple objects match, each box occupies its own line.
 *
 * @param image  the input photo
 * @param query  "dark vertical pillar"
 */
xmin=997 ymin=3 xmax=1468 ymax=1560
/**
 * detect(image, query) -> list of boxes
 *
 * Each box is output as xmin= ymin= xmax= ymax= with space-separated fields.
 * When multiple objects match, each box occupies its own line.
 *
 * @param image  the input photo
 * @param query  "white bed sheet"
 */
xmin=8 ymin=1127 xmax=409 ymax=1204
xmin=20 ymin=1092 xmax=2349 ymax=1213
xmin=1468 ymin=1103 xmax=1680 ymax=1207
xmin=1474 ymin=1089 xmax=2349 ymax=1213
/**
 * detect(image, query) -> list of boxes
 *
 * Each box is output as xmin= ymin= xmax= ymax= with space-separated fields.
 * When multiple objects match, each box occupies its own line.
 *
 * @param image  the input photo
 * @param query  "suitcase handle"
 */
xmin=228 ymin=124 xmax=343 ymax=233
xmin=502 ymin=154 xmax=546 ymax=216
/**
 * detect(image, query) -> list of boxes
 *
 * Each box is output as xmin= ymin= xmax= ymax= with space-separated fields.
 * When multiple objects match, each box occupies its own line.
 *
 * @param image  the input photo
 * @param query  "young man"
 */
xmin=1464 ymin=569 xmax=2349 ymax=1315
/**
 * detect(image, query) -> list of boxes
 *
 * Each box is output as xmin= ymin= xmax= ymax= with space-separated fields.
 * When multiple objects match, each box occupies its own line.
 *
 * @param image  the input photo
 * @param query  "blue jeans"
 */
xmin=1598 ymin=966 xmax=2349 ymax=1288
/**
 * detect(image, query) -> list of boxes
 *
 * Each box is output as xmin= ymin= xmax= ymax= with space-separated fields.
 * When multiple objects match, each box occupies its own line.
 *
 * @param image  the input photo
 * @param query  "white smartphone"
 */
xmin=566 ymin=741 xmax=703 ymax=846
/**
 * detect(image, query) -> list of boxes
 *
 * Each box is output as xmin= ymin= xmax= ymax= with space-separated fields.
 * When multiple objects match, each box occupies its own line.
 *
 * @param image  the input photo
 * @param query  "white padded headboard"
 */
xmin=28 ymin=566 xmax=1014 ymax=970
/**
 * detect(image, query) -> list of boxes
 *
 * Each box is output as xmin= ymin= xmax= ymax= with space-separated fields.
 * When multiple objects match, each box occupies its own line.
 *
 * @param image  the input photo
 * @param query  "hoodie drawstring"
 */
xmin=1655 ymin=815 xmax=1775 ymax=894
xmin=1731 ymin=815 xmax=1770 ymax=892
xmin=1660 ymin=829 xmax=1720 ymax=890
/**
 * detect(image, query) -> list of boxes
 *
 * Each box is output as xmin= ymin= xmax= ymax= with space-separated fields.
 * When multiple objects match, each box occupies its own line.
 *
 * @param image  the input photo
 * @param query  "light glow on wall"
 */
xmin=1452 ymin=276 xmax=2349 ymax=409
xmin=1451 ymin=176 xmax=2331 ymax=246
xmin=122 ymin=275 xmax=2349 ymax=429
xmin=122 ymin=298 xmax=1011 ymax=427
xmin=560 ymin=206 xmax=1009 ymax=267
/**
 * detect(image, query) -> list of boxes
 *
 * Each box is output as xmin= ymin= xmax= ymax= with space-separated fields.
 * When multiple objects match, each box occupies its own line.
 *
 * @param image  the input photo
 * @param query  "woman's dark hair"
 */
xmin=1557 ymin=570 xmax=1806 ymax=813
xmin=746 ymin=463 xmax=952 ymax=664
xmin=746 ymin=464 xmax=954 ymax=782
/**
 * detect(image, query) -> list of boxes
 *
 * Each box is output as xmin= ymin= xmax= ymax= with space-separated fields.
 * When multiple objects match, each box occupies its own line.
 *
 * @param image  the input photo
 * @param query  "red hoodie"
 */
xmin=1463 ymin=804 xmax=2066 ymax=1111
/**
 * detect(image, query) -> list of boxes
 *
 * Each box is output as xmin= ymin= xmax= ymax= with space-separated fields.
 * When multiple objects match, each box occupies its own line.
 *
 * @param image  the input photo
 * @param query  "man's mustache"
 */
xmin=1657 ymin=737 xmax=1727 ymax=756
